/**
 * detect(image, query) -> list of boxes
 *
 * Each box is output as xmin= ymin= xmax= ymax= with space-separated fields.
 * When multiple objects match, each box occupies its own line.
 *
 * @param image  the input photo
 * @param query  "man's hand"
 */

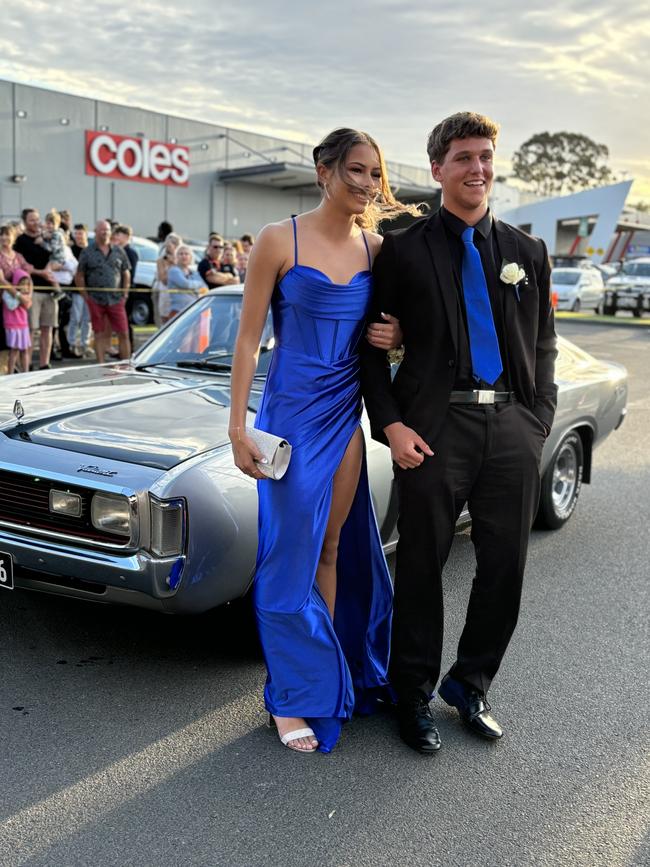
xmin=384 ymin=422 xmax=434 ymax=469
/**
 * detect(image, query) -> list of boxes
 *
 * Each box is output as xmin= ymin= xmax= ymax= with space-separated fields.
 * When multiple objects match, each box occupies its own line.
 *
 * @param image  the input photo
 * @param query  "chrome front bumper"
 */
xmin=1 ymin=526 xmax=186 ymax=612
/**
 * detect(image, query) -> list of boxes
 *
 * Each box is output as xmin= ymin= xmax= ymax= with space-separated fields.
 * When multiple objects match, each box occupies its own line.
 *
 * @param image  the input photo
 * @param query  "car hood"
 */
xmin=608 ymin=275 xmax=650 ymax=287
xmin=0 ymin=362 xmax=260 ymax=470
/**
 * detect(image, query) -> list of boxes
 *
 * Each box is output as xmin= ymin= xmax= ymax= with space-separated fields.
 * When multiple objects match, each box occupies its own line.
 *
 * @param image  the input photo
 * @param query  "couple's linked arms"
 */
xmin=361 ymin=234 xmax=434 ymax=470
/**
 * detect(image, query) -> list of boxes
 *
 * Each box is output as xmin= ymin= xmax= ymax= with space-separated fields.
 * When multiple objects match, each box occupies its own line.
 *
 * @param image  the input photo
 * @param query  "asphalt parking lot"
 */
xmin=0 ymin=321 xmax=648 ymax=867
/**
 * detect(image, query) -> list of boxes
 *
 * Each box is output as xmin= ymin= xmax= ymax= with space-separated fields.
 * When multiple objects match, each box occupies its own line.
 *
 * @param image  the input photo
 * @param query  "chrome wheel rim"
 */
xmin=552 ymin=442 xmax=578 ymax=514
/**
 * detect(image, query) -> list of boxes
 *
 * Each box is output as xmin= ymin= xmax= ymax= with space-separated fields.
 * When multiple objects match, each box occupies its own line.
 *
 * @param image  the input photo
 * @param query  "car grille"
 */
xmin=0 ymin=468 xmax=124 ymax=545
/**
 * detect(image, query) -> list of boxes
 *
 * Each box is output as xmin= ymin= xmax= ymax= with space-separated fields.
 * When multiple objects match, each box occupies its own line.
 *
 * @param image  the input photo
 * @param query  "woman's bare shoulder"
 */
xmin=244 ymin=221 xmax=296 ymax=284
xmin=365 ymin=230 xmax=384 ymax=258
xmin=258 ymin=219 xmax=293 ymax=242
xmin=252 ymin=220 xmax=293 ymax=258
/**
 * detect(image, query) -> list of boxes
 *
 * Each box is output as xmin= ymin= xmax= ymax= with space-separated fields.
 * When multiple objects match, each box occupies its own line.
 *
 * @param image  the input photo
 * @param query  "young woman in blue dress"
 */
xmin=229 ymin=129 xmax=420 ymax=753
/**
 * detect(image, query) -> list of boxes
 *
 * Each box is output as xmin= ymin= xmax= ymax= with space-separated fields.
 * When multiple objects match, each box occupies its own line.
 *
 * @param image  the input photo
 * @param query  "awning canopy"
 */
xmin=561 ymin=217 xmax=650 ymax=233
xmin=217 ymin=161 xmax=436 ymax=199
xmin=218 ymin=161 xmax=315 ymax=190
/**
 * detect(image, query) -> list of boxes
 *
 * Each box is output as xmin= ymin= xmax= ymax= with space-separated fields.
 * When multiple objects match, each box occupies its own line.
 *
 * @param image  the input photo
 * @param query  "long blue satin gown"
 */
xmin=253 ymin=217 xmax=393 ymax=753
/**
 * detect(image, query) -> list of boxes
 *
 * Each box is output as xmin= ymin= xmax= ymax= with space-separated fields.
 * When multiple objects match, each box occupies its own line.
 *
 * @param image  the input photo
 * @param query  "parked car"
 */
xmin=551 ymin=266 xmax=605 ymax=312
xmin=0 ymin=289 xmax=628 ymax=612
xmin=602 ymin=257 xmax=650 ymax=317
xmin=127 ymin=236 xmax=159 ymax=326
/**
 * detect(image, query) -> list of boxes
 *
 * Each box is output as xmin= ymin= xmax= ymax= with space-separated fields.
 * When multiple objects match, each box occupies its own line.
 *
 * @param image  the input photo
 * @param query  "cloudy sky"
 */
xmin=4 ymin=0 xmax=650 ymax=201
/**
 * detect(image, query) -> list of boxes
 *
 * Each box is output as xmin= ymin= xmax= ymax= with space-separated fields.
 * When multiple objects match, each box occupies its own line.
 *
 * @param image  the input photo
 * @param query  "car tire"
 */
xmin=603 ymin=304 xmax=616 ymax=316
xmin=129 ymin=296 xmax=153 ymax=326
xmin=595 ymin=300 xmax=604 ymax=314
xmin=633 ymin=308 xmax=643 ymax=319
xmin=571 ymin=298 xmax=581 ymax=312
xmin=536 ymin=430 xmax=584 ymax=529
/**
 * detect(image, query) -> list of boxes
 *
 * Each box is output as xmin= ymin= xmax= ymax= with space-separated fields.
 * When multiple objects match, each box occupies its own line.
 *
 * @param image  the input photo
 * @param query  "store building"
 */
xmin=0 ymin=80 xmax=437 ymax=241
xmin=500 ymin=181 xmax=650 ymax=264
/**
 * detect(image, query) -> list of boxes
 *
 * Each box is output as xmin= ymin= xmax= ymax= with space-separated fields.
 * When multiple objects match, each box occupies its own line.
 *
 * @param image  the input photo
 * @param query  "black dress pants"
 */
xmin=390 ymin=400 xmax=546 ymax=698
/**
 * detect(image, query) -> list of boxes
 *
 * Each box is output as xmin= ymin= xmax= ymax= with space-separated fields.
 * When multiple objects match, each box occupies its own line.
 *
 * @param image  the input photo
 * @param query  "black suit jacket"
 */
xmin=360 ymin=210 xmax=558 ymax=447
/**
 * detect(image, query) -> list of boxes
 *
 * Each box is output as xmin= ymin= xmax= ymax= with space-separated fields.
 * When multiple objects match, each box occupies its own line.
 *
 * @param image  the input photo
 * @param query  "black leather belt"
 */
xmin=449 ymin=390 xmax=514 ymax=405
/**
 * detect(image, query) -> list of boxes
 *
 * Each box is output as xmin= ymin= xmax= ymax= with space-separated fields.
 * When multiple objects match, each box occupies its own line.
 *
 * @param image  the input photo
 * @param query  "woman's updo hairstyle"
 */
xmin=313 ymin=128 xmax=422 ymax=231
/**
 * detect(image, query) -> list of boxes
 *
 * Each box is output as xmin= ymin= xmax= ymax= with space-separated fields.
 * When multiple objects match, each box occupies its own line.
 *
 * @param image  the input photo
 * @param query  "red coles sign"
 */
xmin=85 ymin=131 xmax=190 ymax=187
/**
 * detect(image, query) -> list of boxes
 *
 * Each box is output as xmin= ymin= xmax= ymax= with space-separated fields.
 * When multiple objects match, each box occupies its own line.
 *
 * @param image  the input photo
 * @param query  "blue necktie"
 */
xmin=461 ymin=226 xmax=503 ymax=386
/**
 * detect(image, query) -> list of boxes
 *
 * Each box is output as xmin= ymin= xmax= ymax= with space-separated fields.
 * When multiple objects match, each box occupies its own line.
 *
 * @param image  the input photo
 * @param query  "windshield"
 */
xmin=134 ymin=292 xmax=274 ymax=374
xmin=621 ymin=261 xmax=650 ymax=278
xmin=551 ymin=269 xmax=581 ymax=285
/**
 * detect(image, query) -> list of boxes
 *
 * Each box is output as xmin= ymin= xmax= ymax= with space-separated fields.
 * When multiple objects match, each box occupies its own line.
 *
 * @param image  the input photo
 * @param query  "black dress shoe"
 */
xmin=438 ymin=674 xmax=503 ymax=739
xmin=396 ymin=694 xmax=442 ymax=754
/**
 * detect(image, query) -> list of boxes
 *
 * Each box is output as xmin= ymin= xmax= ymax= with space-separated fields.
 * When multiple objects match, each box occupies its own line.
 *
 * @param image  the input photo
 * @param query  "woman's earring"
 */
xmin=324 ymin=182 xmax=331 ymax=200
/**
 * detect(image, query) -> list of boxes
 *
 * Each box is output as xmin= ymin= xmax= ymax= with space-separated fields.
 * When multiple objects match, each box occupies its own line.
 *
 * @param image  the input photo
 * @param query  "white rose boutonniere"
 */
xmin=500 ymin=260 xmax=527 ymax=301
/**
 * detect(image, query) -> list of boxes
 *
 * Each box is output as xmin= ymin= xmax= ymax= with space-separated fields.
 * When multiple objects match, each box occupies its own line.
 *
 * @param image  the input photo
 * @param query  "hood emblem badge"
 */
xmin=77 ymin=465 xmax=118 ymax=477
xmin=13 ymin=400 xmax=25 ymax=421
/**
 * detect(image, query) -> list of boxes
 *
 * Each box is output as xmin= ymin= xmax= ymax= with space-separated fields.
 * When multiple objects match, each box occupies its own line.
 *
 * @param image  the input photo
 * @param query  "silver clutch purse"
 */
xmin=246 ymin=427 xmax=292 ymax=480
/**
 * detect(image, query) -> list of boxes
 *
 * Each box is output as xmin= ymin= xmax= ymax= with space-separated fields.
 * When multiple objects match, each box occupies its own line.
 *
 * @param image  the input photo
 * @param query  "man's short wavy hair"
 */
xmin=426 ymin=112 xmax=500 ymax=164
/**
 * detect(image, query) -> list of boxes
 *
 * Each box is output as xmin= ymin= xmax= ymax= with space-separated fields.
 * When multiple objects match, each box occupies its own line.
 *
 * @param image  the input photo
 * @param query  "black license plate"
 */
xmin=0 ymin=551 xmax=14 ymax=590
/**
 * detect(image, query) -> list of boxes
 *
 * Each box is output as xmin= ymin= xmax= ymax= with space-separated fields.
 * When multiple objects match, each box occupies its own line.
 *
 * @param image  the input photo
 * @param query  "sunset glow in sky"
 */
xmin=3 ymin=0 xmax=649 ymax=202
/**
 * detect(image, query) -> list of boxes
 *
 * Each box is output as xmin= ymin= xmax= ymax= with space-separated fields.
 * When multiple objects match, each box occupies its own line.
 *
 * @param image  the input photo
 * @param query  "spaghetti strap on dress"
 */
xmin=253 ymin=217 xmax=392 ymax=752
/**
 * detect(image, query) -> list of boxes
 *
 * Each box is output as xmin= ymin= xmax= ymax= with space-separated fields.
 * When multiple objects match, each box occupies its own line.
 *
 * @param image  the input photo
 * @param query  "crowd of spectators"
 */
xmin=0 ymin=210 xmax=255 ymax=375
xmin=151 ymin=224 xmax=252 ymax=326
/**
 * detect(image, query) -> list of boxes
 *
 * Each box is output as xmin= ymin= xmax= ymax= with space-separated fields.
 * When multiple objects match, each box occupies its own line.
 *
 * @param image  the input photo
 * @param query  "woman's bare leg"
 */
xmin=316 ymin=426 xmax=363 ymax=618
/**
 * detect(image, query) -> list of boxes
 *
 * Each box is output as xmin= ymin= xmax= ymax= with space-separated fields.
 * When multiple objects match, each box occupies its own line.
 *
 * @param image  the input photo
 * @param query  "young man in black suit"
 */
xmin=360 ymin=112 xmax=557 ymax=753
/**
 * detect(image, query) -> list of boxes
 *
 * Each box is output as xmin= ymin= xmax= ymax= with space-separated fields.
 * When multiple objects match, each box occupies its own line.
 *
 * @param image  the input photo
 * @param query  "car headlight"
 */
xmin=91 ymin=492 xmax=135 ymax=538
xmin=149 ymin=494 xmax=186 ymax=557
xmin=50 ymin=490 xmax=82 ymax=518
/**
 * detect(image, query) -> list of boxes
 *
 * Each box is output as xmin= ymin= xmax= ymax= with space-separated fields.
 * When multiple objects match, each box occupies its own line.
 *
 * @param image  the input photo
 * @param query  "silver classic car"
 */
xmin=0 ymin=289 xmax=628 ymax=612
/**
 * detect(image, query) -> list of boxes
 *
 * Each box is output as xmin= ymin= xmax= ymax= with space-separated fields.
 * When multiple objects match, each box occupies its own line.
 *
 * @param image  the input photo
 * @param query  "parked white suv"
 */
xmin=603 ymin=258 xmax=650 ymax=317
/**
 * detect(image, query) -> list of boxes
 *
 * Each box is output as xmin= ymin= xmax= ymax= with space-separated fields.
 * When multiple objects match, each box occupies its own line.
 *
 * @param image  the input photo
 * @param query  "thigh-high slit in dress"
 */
xmin=253 ymin=217 xmax=393 ymax=752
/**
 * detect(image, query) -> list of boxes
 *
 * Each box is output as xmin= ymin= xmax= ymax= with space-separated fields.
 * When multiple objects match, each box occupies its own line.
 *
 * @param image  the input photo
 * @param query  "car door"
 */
xmin=590 ymin=270 xmax=604 ymax=307
xmin=575 ymin=272 xmax=589 ymax=306
xmin=580 ymin=272 xmax=594 ymax=305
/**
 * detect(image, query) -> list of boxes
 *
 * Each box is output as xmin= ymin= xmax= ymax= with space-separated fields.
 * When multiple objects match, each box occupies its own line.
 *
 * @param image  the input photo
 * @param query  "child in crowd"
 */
xmin=39 ymin=211 xmax=67 ymax=276
xmin=2 ymin=269 xmax=33 ymax=373
xmin=38 ymin=211 xmax=70 ymax=301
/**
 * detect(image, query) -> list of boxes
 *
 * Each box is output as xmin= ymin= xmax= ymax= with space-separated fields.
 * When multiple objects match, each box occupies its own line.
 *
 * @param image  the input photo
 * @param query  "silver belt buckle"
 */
xmin=476 ymin=389 xmax=495 ymax=404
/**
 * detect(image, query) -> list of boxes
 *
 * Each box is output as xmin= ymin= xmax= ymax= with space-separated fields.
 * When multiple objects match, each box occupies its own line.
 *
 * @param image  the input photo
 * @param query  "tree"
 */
xmin=511 ymin=131 xmax=615 ymax=197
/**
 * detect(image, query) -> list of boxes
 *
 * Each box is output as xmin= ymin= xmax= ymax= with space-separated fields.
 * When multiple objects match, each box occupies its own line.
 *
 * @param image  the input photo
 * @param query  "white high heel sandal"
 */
xmin=267 ymin=714 xmax=319 ymax=753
